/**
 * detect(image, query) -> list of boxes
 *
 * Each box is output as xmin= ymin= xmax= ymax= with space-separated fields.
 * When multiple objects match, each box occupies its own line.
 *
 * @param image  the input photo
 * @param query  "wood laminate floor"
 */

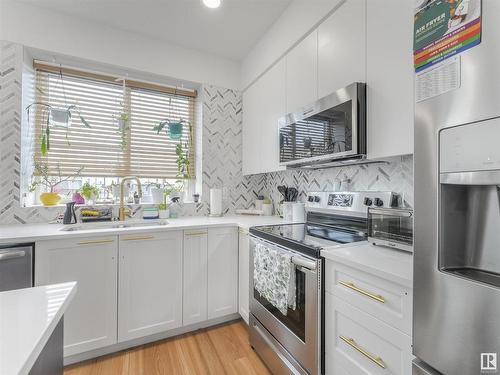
xmin=64 ymin=320 xmax=272 ymax=375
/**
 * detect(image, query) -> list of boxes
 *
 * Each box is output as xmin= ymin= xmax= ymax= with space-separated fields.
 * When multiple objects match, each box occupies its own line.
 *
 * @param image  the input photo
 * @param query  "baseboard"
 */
xmin=64 ymin=313 xmax=241 ymax=366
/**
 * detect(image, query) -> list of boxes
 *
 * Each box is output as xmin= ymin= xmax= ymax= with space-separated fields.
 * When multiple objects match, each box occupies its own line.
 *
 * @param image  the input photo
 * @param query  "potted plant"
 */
xmin=80 ymin=182 xmax=100 ymax=204
xmin=30 ymin=162 xmax=83 ymax=206
xmin=25 ymin=103 xmax=91 ymax=156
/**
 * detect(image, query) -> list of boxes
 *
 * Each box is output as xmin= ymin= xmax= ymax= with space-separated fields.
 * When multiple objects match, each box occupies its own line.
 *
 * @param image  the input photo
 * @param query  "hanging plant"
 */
xmin=114 ymin=111 xmax=130 ymax=150
xmin=153 ymin=118 xmax=188 ymax=140
xmin=25 ymin=103 xmax=91 ymax=156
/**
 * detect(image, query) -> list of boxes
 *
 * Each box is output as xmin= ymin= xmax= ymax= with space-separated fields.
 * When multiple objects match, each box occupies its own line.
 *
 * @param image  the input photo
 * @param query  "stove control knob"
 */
xmin=314 ymin=196 xmax=321 ymax=203
xmin=308 ymin=196 xmax=314 ymax=202
xmin=363 ymin=197 xmax=373 ymax=206
xmin=374 ymin=198 xmax=384 ymax=207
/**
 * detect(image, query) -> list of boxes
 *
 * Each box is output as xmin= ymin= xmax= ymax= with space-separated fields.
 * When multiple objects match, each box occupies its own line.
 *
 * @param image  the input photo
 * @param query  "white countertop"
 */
xmin=0 ymin=282 xmax=77 ymax=375
xmin=321 ymin=242 xmax=413 ymax=287
xmin=0 ymin=215 xmax=289 ymax=244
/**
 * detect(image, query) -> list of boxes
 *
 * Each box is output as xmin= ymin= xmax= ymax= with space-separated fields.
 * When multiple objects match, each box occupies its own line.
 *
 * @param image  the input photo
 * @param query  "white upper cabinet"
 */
xmin=286 ymin=30 xmax=318 ymax=114
xmin=242 ymin=59 xmax=286 ymax=176
xmin=366 ymin=0 xmax=414 ymax=159
xmin=242 ymin=82 xmax=261 ymax=176
xmin=118 ymin=231 xmax=183 ymax=342
xmin=318 ymin=0 xmax=367 ymax=99
xmin=259 ymin=59 xmax=286 ymax=174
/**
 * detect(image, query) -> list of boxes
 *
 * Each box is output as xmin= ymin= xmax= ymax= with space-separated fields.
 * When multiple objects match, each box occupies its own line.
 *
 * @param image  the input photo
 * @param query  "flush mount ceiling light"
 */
xmin=203 ymin=0 xmax=221 ymax=9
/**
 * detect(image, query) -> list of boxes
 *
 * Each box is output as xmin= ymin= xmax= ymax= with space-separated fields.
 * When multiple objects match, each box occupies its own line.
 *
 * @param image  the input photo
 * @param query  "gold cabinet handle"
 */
xmin=78 ymin=239 xmax=114 ymax=245
xmin=185 ymin=231 xmax=207 ymax=236
xmin=339 ymin=281 xmax=385 ymax=303
xmin=122 ymin=235 xmax=155 ymax=241
xmin=339 ymin=335 xmax=387 ymax=369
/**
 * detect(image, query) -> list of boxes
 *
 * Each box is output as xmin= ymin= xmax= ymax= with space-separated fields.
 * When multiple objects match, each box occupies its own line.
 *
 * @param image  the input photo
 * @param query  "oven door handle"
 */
xmin=291 ymin=256 xmax=316 ymax=271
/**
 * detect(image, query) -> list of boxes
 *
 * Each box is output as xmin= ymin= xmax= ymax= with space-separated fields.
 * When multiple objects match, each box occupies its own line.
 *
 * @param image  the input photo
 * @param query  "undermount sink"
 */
xmin=60 ymin=220 xmax=169 ymax=232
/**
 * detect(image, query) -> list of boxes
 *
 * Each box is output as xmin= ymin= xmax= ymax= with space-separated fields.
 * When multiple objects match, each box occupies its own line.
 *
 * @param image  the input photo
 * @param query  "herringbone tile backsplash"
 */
xmin=0 ymin=41 xmax=413 ymax=224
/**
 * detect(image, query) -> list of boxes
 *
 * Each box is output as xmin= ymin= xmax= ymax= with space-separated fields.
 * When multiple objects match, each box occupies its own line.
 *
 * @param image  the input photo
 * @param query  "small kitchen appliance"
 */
xmin=368 ymin=207 xmax=413 ymax=252
xmin=249 ymin=191 xmax=397 ymax=375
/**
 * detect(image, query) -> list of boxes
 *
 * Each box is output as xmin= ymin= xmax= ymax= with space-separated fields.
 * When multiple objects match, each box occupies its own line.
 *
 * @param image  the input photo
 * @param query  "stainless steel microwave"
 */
xmin=278 ymin=82 xmax=366 ymax=168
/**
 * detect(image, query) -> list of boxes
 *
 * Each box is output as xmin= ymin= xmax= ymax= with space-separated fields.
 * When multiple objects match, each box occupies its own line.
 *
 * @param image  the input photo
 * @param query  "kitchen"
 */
xmin=0 ymin=0 xmax=496 ymax=374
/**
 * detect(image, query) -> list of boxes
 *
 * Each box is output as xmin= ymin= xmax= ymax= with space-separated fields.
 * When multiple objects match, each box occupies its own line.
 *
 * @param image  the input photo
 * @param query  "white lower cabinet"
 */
xmin=238 ymin=228 xmax=250 ymax=324
xmin=35 ymin=236 xmax=118 ymax=357
xmin=325 ymin=294 xmax=412 ymax=375
xmin=207 ymin=227 xmax=238 ymax=319
xmin=118 ymin=231 xmax=183 ymax=342
xmin=183 ymin=229 xmax=208 ymax=326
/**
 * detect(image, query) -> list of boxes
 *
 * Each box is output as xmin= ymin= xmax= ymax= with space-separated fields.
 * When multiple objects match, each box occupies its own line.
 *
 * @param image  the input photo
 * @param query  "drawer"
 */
xmin=325 ymin=261 xmax=412 ymax=335
xmin=119 ymin=230 xmax=183 ymax=242
xmin=325 ymin=293 xmax=412 ymax=375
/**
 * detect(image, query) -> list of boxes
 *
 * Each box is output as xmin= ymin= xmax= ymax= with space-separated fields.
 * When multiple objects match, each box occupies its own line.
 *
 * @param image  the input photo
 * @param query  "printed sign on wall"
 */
xmin=414 ymin=0 xmax=481 ymax=72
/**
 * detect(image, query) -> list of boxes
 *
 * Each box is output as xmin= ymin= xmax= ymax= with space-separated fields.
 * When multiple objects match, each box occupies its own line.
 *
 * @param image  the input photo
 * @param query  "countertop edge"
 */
xmin=18 ymin=282 xmax=77 ymax=375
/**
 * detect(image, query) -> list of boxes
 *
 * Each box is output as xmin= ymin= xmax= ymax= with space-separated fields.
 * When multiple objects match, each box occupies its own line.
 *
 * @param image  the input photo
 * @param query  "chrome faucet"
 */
xmin=118 ymin=176 xmax=142 ymax=221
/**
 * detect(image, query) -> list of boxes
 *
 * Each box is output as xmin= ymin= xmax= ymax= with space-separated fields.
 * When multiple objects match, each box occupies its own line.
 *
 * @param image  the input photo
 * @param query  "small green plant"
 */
xmin=153 ymin=119 xmax=194 ymax=181
xmin=30 ymin=162 xmax=83 ymax=193
xmin=80 ymin=182 xmax=100 ymax=201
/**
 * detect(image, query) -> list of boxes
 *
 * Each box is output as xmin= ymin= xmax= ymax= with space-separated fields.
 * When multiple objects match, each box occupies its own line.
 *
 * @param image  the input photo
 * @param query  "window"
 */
xmin=32 ymin=63 xmax=196 ymax=180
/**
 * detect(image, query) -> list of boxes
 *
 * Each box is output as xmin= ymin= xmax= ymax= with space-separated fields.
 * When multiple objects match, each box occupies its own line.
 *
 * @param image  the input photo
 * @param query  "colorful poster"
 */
xmin=414 ymin=0 xmax=481 ymax=72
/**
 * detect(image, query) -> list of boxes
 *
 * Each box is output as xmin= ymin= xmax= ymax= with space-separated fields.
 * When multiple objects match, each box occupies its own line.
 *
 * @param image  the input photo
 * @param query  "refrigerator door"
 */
xmin=412 ymin=360 xmax=442 ymax=375
xmin=414 ymin=1 xmax=500 ymax=374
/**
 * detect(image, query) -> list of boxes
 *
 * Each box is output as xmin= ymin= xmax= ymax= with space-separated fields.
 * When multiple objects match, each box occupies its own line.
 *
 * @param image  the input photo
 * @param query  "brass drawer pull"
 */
xmin=339 ymin=335 xmax=387 ymax=369
xmin=185 ymin=231 xmax=207 ymax=236
xmin=339 ymin=281 xmax=385 ymax=303
xmin=78 ymin=239 xmax=114 ymax=245
xmin=122 ymin=235 xmax=155 ymax=241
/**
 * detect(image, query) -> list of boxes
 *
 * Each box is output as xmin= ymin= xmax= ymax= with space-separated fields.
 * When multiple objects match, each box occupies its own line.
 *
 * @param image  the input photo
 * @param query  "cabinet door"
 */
xmin=367 ymin=0 xmax=414 ymax=159
xmin=318 ymin=0 xmax=366 ymax=99
xmin=118 ymin=231 xmax=183 ymax=342
xmin=259 ymin=59 xmax=286 ymax=174
xmin=242 ymin=83 xmax=261 ymax=176
xmin=238 ymin=228 xmax=250 ymax=324
xmin=35 ymin=237 xmax=118 ymax=357
xmin=286 ymin=30 xmax=318 ymax=114
xmin=183 ymin=229 xmax=208 ymax=326
xmin=207 ymin=227 xmax=238 ymax=319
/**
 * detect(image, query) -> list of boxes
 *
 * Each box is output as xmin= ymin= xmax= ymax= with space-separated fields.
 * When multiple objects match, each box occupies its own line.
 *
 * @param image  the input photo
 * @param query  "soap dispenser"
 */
xmin=63 ymin=202 xmax=77 ymax=225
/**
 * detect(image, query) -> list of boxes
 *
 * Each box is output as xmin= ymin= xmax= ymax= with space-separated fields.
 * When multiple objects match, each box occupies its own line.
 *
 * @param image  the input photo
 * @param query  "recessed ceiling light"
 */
xmin=203 ymin=0 xmax=221 ymax=9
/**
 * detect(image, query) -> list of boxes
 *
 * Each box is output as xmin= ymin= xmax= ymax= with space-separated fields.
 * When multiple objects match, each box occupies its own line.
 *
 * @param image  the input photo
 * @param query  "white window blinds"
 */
xmin=32 ymin=63 xmax=196 ymax=179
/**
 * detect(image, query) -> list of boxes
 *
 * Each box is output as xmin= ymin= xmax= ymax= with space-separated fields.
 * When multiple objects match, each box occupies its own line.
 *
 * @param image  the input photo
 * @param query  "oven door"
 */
xmin=249 ymin=236 xmax=321 ymax=375
xmin=279 ymin=82 xmax=366 ymax=166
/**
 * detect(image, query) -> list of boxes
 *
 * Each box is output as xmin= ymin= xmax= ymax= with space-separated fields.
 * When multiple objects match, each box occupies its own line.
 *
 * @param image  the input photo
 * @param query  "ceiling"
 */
xmin=19 ymin=0 xmax=292 ymax=61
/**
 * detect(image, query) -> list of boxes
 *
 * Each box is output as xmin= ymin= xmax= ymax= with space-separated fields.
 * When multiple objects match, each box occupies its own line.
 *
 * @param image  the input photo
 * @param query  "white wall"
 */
xmin=0 ymin=0 xmax=241 ymax=90
xmin=241 ymin=0 xmax=345 ymax=89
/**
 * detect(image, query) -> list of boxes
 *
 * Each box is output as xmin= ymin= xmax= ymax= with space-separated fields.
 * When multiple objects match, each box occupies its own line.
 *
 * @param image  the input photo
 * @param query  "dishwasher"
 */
xmin=0 ymin=243 xmax=34 ymax=292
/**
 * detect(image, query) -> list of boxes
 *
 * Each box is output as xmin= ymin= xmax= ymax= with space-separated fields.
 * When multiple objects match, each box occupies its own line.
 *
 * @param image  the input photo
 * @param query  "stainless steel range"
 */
xmin=249 ymin=191 xmax=398 ymax=375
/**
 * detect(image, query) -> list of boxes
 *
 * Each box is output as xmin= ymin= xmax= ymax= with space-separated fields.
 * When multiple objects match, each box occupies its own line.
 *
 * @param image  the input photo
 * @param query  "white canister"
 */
xmin=255 ymin=199 xmax=264 ymax=210
xmin=282 ymin=202 xmax=293 ymax=221
xmin=292 ymin=203 xmax=306 ymax=223
xmin=210 ymin=188 xmax=223 ymax=216
xmin=262 ymin=203 xmax=273 ymax=216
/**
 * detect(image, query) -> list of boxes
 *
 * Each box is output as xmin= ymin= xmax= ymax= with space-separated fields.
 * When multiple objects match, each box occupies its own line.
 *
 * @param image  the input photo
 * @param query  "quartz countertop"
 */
xmin=321 ymin=241 xmax=413 ymax=287
xmin=0 ymin=215 xmax=290 ymax=244
xmin=0 ymin=282 xmax=77 ymax=375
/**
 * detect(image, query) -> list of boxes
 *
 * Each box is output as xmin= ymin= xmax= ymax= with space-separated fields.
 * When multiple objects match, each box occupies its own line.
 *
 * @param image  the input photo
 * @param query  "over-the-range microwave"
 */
xmin=278 ymin=82 xmax=366 ymax=168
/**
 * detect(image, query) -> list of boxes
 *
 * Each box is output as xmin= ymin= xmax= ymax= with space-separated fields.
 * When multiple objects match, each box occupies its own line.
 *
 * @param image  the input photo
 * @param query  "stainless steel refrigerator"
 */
xmin=414 ymin=1 xmax=500 ymax=374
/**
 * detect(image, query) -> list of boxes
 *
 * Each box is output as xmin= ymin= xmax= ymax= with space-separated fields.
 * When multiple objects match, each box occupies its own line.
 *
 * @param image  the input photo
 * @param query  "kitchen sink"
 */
xmin=60 ymin=220 xmax=169 ymax=231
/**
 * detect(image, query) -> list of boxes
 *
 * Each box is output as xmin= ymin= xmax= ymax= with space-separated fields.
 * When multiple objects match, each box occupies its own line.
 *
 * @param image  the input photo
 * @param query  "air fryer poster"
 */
xmin=414 ymin=0 xmax=481 ymax=72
